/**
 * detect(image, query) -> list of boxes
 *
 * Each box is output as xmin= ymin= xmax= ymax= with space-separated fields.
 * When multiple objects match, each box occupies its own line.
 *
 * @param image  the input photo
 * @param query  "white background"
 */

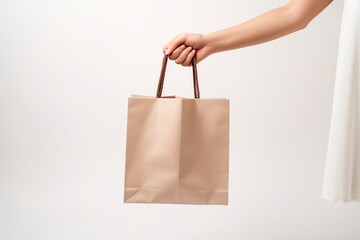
xmin=1 ymin=0 xmax=359 ymax=239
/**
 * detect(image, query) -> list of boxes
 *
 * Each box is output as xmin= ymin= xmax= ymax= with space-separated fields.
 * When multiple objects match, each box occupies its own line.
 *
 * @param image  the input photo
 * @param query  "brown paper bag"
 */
xmin=124 ymin=54 xmax=230 ymax=205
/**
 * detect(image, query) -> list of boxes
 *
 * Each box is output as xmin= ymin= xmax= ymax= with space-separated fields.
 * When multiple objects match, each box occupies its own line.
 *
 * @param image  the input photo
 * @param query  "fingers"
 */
xmin=170 ymin=46 xmax=196 ymax=67
xmin=175 ymin=46 xmax=192 ymax=65
xmin=163 ymin=33 xmax=198 ymax=67
xmin=163 ymin=33 xmax=188 ymax=55
xmin=169 ymin=44 xmax=186 ymax=60
xmin=182 ymin=49 xmax=196 ymax=66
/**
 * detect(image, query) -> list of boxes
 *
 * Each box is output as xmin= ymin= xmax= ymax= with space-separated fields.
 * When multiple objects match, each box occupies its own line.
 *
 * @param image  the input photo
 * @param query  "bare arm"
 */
xmin=163 ymin=0 xmax=333 ymax=66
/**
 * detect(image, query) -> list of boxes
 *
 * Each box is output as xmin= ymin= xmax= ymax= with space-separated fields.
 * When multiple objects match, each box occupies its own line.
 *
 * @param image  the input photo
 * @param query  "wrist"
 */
xmin=203 ymin=32 xmax=219 ymax=56
xmin=204 ymin=33 xmax=218 ymax=55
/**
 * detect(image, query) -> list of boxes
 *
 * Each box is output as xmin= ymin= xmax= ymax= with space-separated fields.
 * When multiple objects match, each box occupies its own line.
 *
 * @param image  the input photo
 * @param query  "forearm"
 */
xmin=205 ymin=6 xmax=305 ymax=54
xmin=163 ymin=0 xmax=333 ymax=65
xmin=204 ymin=1 xmax=331 ymax=54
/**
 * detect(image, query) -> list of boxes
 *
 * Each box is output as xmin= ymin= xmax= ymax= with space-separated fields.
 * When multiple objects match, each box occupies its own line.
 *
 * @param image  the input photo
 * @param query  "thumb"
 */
xmin=163 ymin=33 xmax=188 ymax=55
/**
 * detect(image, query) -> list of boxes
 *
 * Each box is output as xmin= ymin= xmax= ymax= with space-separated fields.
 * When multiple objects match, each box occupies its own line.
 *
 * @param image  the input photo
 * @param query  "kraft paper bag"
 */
xmin=124 ymin=54 xmax=230 ymax=205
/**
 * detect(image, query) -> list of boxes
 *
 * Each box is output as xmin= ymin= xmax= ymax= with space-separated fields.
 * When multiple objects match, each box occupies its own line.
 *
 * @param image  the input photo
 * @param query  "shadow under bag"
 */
xmin=124 ymin=54 xmax=230 ymax=205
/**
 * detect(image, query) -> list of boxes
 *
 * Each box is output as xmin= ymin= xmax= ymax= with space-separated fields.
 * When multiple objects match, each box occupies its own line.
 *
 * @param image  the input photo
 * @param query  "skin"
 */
xmin=163 ymin=0 xmax=334 ymax=66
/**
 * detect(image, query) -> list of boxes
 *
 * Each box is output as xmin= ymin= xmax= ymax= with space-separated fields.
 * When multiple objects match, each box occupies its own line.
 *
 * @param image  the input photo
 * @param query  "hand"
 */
xmin=163 ymin=33 xmax=212 ymax=66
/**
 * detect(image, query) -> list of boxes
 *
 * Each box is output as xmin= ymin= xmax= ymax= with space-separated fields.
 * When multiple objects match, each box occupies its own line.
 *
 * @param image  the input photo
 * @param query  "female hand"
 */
xmin=163 ymin=33 xmax=212 ymax=66
xmin=162 ymin=0 xmax=333 ymax=67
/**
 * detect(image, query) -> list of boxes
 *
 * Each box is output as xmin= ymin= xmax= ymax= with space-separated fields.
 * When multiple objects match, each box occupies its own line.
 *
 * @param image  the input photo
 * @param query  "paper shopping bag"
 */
xmin=124 ymin=54 xmax=230 ymax=205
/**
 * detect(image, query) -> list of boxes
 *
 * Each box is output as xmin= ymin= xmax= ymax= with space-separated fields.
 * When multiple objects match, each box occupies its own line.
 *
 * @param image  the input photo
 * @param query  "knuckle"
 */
xmin=179 ymin=32 xmax=188 ymax=38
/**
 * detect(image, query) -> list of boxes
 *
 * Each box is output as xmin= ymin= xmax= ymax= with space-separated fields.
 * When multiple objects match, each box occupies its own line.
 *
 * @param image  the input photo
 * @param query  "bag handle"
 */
xmin=156 ymin=53 xmax=200 ymax=99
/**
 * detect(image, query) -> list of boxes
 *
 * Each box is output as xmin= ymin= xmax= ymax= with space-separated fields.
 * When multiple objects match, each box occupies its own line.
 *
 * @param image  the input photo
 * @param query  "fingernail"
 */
xmin=165 ymin=48 xmax=170 ymax=55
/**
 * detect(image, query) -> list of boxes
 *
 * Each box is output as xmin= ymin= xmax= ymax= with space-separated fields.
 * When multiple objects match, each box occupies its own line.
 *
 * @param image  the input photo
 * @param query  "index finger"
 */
xmin=163 ymin=33 xmax=188 ymax=55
